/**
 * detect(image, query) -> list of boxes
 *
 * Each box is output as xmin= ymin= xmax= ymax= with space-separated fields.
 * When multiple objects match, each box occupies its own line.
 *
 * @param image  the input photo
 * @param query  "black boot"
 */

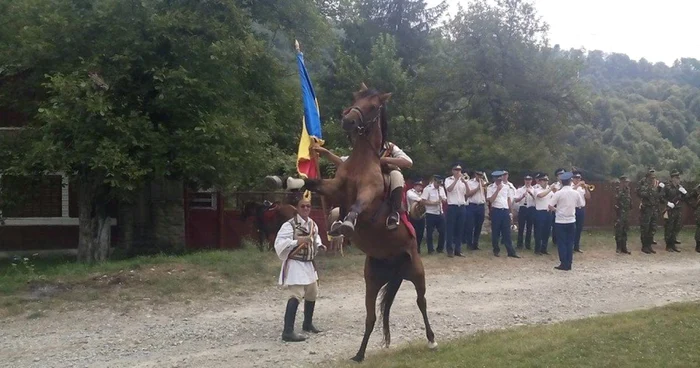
xmin=386 ymin=188 xmax=403 ymax=230
xmin=302 ymin=301 xmax=322 ymax=333
xmin=282 ymin=298 xmax=306 ymax=342
xmin=615 ymin=239 xmax=621 ymax=254
xmin=696 ymin=241 xmax=700 ymax=253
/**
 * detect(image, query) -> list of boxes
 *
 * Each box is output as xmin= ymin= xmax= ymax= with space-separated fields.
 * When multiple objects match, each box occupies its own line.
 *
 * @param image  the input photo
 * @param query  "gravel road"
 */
xmin=2 ymin=249 xmax=700 ymax=368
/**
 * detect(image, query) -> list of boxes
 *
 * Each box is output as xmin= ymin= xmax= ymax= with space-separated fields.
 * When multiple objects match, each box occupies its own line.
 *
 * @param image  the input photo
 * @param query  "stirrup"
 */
xmin=386 ymin=212 xmax=400 ymax=230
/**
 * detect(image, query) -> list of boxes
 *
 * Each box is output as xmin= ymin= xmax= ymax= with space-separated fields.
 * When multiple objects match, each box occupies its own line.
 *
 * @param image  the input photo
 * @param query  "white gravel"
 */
xmin=1 ymin=250 xmax=700 ymax=368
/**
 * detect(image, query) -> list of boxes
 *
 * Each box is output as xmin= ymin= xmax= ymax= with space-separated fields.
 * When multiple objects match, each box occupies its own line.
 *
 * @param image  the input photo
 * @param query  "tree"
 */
xmin=0 ymin=0 xmax=295 ymax=262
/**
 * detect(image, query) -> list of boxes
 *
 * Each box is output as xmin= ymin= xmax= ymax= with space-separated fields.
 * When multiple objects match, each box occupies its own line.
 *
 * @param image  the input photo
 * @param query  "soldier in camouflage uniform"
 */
xmin=688 ymin=184 xmax=700 ymax=253
xmin=661 ymin=170 xmax=687 ymax=252
xmin=636 ymin=168 xmax=663 ymax=254
xmin=614 ymin=175 xmax=632 ymax=254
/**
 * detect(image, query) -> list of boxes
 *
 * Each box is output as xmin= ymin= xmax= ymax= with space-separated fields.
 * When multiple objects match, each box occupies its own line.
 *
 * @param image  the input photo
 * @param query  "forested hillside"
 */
xmin=2 ymin=0 xmax=699 ymax=191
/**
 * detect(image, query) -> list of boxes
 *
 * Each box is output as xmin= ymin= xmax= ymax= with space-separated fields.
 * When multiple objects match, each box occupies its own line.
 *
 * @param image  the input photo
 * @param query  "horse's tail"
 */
xmin=379 ymin=275 xmax=403 ymax=348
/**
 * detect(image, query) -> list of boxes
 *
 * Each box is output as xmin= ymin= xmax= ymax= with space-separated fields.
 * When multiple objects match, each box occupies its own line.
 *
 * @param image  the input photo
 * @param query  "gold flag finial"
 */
xmin=295 ymin=39 xmax=300 ymax=52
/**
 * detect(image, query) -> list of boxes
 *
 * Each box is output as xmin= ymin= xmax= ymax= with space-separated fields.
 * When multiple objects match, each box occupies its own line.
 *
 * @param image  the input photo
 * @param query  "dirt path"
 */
xmin=2 ymin=250 xmax=700 ymax=368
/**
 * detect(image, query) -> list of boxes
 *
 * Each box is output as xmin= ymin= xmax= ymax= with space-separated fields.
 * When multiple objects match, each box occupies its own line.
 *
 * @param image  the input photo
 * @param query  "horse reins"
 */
xmin=343 ymin=104 xmax=384 ymax=136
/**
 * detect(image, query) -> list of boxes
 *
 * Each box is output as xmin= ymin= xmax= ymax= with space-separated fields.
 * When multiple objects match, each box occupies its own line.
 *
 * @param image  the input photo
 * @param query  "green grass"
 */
xmin=0 ymin=241 xmax=368 ymax=316
xmin=333 ymin=302 xmax=700 ymax=368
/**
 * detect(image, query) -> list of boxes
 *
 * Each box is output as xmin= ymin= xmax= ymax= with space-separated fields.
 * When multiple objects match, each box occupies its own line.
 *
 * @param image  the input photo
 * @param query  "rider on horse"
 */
xmin=312 ymin=133 xmax=412 ymax=230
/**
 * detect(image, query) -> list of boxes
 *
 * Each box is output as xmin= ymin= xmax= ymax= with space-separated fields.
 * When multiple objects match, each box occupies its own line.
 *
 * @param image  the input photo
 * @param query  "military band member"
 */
xmin=274 ymin=196 xmax=326 ymax=342
xmin=534 ymin=174 xmax=554 ymax=255
xmin=550 ymin=168 xmax=566 ymax=245
xmin=549 ymin=172 xmax=584 ymax=271
xmin=689 ymin=184 xmax=700 ymax=253
xmin=406 ymin=179 xmax=426 ymax=252
xmin=444 ymin=163 xmax=468 ymax=257
xmin=487 ymin=171 xmax=520 ymax=258
xmin=502 ymin=170 xmax=517 ymax=229
xmin=661 ymin=170 xmax=686 ymax=252
xmin=464 ymin=170 xmax=487 ymax=250
xmin=637 ymin=168 xmax=664 ymax=254
xmin=572 ymin=172 xmax=591 ymax=253
xmin=614 ymin=175 xmax=632 ymax=254
xmin=515 ymin=174 xmax=536 ymax=250
xmin=421 ymin=175 xmax=447 ymax=254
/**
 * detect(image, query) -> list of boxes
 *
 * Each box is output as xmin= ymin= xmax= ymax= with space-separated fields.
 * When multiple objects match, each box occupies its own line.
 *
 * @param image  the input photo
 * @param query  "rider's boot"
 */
xmin=281 ymin=298 xmax=306 ymax=342
xmin=386 ymin=187 xmax=402 ymax=230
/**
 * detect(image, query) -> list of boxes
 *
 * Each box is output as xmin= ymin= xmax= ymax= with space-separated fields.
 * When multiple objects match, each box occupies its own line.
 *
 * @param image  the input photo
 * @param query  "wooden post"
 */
xmin=311 ymin=142 xmax=332 ymax=248
xmin=217 ymin=191 xmax=225 ymax=249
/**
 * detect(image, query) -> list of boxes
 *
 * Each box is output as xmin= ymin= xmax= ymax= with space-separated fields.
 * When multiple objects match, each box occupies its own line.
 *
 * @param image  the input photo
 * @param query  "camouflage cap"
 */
xmin=670 ymin=170 xmax=680 ymax=177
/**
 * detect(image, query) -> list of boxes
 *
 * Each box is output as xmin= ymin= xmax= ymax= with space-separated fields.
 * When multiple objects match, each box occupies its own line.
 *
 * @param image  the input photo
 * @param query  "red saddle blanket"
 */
xmin=400 ymin=190 xmax=416 ymax=239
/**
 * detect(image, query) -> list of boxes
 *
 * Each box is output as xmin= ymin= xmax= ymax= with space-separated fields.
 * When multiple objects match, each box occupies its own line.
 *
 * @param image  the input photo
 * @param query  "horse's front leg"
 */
xmin=339 ymin=189 xmax=374 ymax=236
xmin=264 ymin=175 xmax=341 ymax=198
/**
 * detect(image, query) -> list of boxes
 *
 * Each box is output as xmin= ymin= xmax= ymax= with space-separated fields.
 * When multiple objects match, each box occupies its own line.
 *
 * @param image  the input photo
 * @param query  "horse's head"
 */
xmin=341 ymin=83 xmax=392 ymax=137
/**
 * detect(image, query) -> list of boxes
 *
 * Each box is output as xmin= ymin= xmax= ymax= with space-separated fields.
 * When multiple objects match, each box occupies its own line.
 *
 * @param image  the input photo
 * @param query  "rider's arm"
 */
xmin=382 ymin=144 xmax=412 ymax=169
xmin=313 ymin=146 xmax=344 ymax=167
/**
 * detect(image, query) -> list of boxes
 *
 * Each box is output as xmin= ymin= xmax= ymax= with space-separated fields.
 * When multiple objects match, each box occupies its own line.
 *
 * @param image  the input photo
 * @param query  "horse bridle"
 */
xmin=343 ymin=104 xmax=383 ymax=136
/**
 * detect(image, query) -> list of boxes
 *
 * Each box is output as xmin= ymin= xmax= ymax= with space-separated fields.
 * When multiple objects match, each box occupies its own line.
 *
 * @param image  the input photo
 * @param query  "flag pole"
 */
xmin=296 ymin=40 xmax=332 ymax=249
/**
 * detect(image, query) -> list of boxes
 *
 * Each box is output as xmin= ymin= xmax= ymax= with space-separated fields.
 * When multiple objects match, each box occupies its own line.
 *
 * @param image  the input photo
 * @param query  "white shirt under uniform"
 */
xmin=406 ymin=188 xmax=422 ymax=209
xmin=421 ymin=184 xmax=447 ymax=215
xmin=550 ymin=186 xmax=585 ymax=224
xmin=574 ymin=186 xmax=586 ymax=208
xmin=487 ymin=183 xmax=512 ymax=209
xmin=467 ymin=179 xmax=486 ymax=204
xmin=534 ymin=185 xmax=553 ymax=211
xmin=274 ymin=215 xmax=324 ymax=286
xmin=444 ymin=177 xmax=468 ymax=206
xmin=515 ymin=186 xmax=536 ymax=208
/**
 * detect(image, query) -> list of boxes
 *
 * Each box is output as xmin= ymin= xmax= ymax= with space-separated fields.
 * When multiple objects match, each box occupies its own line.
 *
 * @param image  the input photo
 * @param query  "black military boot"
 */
xmin=386 ymin=187 xmax=403 ymax=230
xmin=695 ymin=241 xmax=700 ymax=253
xmin=621 ymin=241 xmax=631 ymax=254
xmin=282 ymin=298 xmax=306 ymax=342
xmin=302 ymin=301 xmax=322 ymax=333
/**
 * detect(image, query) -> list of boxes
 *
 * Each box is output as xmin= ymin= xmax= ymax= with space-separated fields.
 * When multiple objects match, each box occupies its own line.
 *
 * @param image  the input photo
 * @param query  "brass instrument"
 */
xmin=409 ymin=201 xmax=427 ymax=220
xmin=587 ymin=184 xmax=595 ymax=192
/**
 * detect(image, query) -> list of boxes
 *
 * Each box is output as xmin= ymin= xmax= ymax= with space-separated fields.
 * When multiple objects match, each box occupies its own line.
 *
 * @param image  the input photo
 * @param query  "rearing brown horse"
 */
xmin=266 ymin=84 xmax=436 ymax=362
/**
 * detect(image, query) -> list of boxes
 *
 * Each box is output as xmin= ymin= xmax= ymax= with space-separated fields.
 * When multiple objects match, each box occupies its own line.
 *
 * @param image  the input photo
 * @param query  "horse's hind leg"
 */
xmin=352 ymin=257 xmax=385 ymax=362
xmin=381 ymin=274 xmax=403 ymax=349
xmin=409 ymin=256 xmax=437 ymax=349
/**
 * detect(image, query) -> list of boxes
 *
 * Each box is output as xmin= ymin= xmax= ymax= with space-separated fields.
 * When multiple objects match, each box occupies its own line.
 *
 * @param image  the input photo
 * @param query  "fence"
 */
xmin=185 ymin=183 xmax=698 ymax=250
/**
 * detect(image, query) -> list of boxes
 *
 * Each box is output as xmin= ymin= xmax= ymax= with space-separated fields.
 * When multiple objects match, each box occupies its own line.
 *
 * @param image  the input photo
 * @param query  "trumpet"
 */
xmin=577 ymin=182 xmax=595 ymax=191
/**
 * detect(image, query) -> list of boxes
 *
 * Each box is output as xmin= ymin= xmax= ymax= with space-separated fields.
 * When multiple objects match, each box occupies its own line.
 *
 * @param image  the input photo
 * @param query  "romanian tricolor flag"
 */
xmin=295 ymin=41 xmax=324 ymax=190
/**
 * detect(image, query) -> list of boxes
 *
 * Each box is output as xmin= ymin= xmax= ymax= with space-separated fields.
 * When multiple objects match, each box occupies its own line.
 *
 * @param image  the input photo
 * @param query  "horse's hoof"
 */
xmin=428 ymin=341 xmax=438 ymax=350
xmin=329 ymin=221 xmax=343 ymax=237
xmin=264 ymin=176 xmax=282 ymax=189
xmin=339 ymin=221 xmax=355 ymax=236
xmin=350 ymin=355 xmax=364 ymax=363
